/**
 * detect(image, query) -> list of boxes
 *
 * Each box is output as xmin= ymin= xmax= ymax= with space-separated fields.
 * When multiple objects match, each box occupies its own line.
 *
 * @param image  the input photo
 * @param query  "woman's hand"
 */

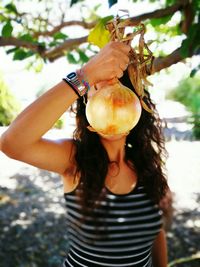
xmin=82 ymin=41 xmax=130 ymax=86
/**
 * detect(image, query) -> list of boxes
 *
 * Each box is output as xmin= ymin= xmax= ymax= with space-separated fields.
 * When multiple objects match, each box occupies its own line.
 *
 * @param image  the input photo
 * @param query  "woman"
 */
xmin=1 ymin=41 xmax=168 ymax=267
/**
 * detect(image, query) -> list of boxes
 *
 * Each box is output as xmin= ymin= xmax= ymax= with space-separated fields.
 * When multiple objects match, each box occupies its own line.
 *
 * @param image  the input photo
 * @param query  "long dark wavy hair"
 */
xmin=71 ymin=70 xmax=168 ymax=210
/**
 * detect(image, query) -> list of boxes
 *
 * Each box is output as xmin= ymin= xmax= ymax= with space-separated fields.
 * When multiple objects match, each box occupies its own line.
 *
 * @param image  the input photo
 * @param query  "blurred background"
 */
xmin=0 ymin=0 xmax=200 ymax=266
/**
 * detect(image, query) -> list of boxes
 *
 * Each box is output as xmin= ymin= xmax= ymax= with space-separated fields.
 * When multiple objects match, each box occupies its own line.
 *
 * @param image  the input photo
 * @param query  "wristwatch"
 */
xmin=64 ymin=71 xmax=87 ymax=96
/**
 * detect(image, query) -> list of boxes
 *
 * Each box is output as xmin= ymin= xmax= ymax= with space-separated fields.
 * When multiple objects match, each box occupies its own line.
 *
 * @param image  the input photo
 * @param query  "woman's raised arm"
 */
xmin=0 ymin=41 xmax=130 ymax=175
xmin=0 ymin=81 xmax=79 ymax=174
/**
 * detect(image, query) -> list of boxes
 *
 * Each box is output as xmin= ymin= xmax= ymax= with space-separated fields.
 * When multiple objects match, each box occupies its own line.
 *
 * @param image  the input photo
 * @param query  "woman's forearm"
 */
xmin=152 ymin=229 xmax=168 ymax=267
xmin=1 ymin=81 xmax=78 ymax=152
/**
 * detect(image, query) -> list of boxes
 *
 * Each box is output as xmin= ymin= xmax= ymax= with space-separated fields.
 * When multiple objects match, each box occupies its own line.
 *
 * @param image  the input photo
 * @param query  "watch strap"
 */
xmin=62 ymin=78 xmax=80 ymax=98
xmin=64 ymin=71 xmax=87 ymax=97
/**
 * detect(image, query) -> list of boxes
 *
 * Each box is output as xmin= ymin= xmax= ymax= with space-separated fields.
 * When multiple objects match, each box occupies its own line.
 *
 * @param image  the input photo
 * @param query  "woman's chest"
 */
xmin=65 ymin=185 xmax=163 ymax=247
xmin=105 ymin=161 xmax=138 ymax=194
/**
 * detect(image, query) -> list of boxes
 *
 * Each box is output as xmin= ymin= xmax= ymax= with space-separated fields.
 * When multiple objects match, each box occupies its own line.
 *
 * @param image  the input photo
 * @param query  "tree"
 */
xmin=167 ymin=75 xmax=200 ymax=139
xmin=0 ymin=0 xmax=199 ymax=75
xmin=0 ymin=73 xmax=21 ymax=126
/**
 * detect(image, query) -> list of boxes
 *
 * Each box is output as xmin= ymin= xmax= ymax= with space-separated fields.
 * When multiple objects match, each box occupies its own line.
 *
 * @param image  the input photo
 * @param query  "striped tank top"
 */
xmin=63 ymin=182 xmax=163 ymax=267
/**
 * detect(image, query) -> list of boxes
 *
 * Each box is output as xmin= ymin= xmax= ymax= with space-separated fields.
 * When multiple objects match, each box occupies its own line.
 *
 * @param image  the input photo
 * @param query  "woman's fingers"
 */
xmin=109 ymin=41 xmax=131 ymax=53
xmin=113 ymin=49 xmax=130 ymax=71
xmin=83 ymin=41 xmax=131 ymax=85
xmin=119 ymin=61 xmax=129 ymax=71
xmin=116 ymin=68 xmax=124 ymax=78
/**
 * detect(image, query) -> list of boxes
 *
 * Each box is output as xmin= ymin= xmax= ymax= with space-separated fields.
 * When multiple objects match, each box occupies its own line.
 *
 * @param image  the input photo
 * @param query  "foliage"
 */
xmin=88 ymin=16 xmax=113 ymax=48
xmin=0 ymin=0 xmax=199 ymax=74
xmin=167 ymin=76 xmax=200 ymax=139
xmin=66 ymin=47 xmax=91 ymax=65
xmin=53 ymin=117 xmax=65 ymax=129
xmin=0 ymin=74 xmax=21 ymax=126
xmin=168 ymin=253 xmax=200 ymax=267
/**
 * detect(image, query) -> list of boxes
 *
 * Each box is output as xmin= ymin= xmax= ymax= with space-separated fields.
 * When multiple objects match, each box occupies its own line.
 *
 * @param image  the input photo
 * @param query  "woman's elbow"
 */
xmin=0 ymin=132 xmax=21 ymax=159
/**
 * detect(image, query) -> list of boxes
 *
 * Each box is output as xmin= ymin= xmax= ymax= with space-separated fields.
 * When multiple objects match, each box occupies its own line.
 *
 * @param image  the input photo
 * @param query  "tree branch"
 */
xmin=0 ymin=37 xmax=43 ymax=53
xmin=0 ymin=0 xmax=195 ymax=72
xmin=42 ymin=0 xmax=191 ymax=63
xmin=32 ymin=1 xmax=191 ymax=62
xmin=152 ymin=32 xmax=197 ymax=74
xmin=44 ymin=35 xmax=88 ymax=61
xmin=127 ymin=0 xmax=189 ymax=25
xmin=33 ymin=20 xmax=97 ymax=38
xmin=152 ymin=48 xmax=184 ymax=73
xmin=0 ymin=35 xmax=88 ymax=61
xmin=181 ymin=2 xmax=195 ymax=34
xmin=32 ymin=1 xmax=189 ymax=38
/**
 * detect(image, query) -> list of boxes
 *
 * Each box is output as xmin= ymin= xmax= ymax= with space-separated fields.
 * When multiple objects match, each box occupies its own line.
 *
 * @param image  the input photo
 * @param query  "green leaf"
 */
xmin=13 ymin=49 xmax=34 ymax=60
xmin=180 ymin=24 xmax=200 ymax=58
xmin=70 ymin=0 xmax=83 ymax=7
xmin=94 ymin=3 xmax=101 ymax=12
xmin=194 ymin=45 xmax=200 ymax=55
xmin=150 ymin=15 xmax=173 ymax=27
xmin=190 ymin=64 xmax=200 ymax=77
xmin=165 ymin=0 xmax=176 ymax=6
xmin=192 ymin=0 xmax=200 ymax=10
xmin=6 ymin=47 xmax=18 ymax=54
xmin=180 ymin=38 xmax=190 ymax=58
xmin=19 ymin=34 xmax=35 ymax=42
xmin=78 ymin=49 xmax=90 ymax=64
xmin=49 ymin=41 xmax=56 ymax=47
xmin=5 ymin=3 xmax=18 ymax=14
xmin=53 ymin=32 xmax=68 ymax=40
xmin=0 ymin=14 xmax=6 ymax=22
xmin=49 ymin=41 xmax=58 ymax=47
xmin=34 ymin=59 xmax=44 ymax=72
xmin=108 ymin=0 xmax=118 ymax=8
xmin=1 ymin=21 xmax=13 ymax=37
xmin=38 ymin=42 xmax=46 ymax=49
xmin=88 ymin=15 xmax=113 ymax=48
xmin=67 ymin=52 xmax=78 ymax=64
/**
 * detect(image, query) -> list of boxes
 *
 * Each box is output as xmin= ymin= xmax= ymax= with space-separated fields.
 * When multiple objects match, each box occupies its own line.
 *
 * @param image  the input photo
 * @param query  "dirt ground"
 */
xmin=0 ymin=131 xmax=200 ymax=267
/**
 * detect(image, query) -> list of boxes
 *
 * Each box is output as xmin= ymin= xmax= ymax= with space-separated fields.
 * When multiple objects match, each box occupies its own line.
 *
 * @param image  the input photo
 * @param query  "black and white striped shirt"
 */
xmin=63 ymin=182 xmax=163 ymax=267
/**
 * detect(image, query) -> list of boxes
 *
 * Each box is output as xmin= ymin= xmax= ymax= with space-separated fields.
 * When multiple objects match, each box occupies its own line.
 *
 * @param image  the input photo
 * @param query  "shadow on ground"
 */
xmin=167 ymin=194 xmax=200 ymax=267
xmin=0 ymin=169 xmax=200 ymax=267
xmin=0 ymin=169 xmax=68 ymax=267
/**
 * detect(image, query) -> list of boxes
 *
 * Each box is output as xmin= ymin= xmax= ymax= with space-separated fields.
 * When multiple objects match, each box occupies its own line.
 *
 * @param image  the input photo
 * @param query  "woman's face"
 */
xmin=86 ymin=81 xmax=129 ymax=141
xmin=98 ymin=132 xmax=128 ymax=141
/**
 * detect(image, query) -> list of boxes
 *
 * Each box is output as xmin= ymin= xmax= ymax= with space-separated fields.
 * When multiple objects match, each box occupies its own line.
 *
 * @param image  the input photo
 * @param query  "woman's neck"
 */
xmin=100 ymin=135 xmax=127 ymax=163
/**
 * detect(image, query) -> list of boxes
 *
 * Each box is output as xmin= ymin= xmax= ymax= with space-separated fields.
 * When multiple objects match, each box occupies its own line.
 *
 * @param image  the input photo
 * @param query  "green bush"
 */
xmin=167 ymin=76 xmax=200 ymax=139
xmin=53 ymin=117 xmax=65 ymax=129
xmin=0 ymin=74 xmax=21 ymax=126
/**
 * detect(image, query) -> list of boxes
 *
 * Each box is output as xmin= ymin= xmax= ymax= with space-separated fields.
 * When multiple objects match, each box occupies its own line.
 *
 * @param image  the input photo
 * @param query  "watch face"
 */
xmin=67 ymin=72 xmax=76 ymax=79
